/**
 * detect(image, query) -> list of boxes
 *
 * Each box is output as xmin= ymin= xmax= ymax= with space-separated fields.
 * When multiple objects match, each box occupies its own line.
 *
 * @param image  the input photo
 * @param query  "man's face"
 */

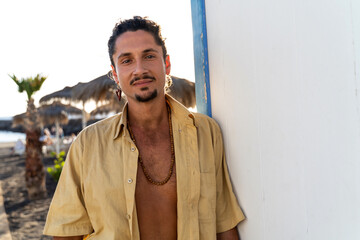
xmin=111 ymin=30 xmax=171 ymax=103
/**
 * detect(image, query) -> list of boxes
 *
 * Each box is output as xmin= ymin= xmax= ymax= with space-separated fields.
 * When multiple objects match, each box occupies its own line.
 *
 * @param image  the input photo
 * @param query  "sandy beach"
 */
xmin=0 ymin=142 xmax=58 ymax=240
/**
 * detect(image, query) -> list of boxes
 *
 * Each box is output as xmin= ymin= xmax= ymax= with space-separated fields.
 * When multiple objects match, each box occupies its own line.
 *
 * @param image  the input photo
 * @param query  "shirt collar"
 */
xmin=165 ymin=94 xmax=196 ymax=126
xmin=112 ymin=104 xmax=128 ymax=140
xmin=112 ymin=94 xmax=196 ymax=140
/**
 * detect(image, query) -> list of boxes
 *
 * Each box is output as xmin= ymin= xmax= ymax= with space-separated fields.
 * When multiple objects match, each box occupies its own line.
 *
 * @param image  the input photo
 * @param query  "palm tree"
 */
xmin=10 ymin=74 xmax=47 ymax=200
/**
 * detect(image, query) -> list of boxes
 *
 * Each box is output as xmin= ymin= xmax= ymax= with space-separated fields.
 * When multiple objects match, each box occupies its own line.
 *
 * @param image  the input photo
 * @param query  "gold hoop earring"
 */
xmin=107 ymin=70 xmax=114 ymax=80
xmin=165 ymin=75 xmax=172 ymax=89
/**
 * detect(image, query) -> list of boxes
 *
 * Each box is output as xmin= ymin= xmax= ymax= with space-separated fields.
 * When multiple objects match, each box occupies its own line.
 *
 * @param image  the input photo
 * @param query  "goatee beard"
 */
xmin=135 ymin=89 xmax=158 ymax=102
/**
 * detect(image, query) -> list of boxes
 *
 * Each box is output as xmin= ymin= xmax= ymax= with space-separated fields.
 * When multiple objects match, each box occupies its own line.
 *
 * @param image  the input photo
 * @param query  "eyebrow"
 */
xmin=117 ymin=48 xmax=159 ymax=60
xmin=143 ymin=48 xmax=159 ymax=54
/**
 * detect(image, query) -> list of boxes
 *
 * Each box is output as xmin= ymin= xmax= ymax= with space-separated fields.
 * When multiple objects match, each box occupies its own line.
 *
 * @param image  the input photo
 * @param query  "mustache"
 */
xmin=130 ymin=75 xmax=156 ymax=85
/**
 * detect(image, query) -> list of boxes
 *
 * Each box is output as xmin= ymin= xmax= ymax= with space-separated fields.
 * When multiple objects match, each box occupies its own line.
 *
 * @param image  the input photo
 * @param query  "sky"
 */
xmin=0 ymin=0 xmax=195 ymax=118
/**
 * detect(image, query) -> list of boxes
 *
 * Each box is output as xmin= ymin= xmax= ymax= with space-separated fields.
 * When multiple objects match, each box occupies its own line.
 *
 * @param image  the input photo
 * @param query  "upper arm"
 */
xmin=53 ymin=236 xmax=83 ymax=240
xmin=213 ymin=122 xmax=245 ymax=232
xmin=43 ymin=139 xmax=93 ymax=236
xmin=216 ymin=227 xmax=240 ymax=240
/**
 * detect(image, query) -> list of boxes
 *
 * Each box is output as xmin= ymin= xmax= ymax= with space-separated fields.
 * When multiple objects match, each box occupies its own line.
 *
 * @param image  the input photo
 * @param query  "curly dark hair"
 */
xmin=108 ymin=16 xmax=167 ymax=68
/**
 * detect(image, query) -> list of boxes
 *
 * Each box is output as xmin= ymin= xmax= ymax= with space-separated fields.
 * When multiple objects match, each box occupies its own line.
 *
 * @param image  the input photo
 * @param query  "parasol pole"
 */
xmin=55 ymin=118 xmax=60 ymax=156
xmin=82 ymin=102 xmax=86 ymax=129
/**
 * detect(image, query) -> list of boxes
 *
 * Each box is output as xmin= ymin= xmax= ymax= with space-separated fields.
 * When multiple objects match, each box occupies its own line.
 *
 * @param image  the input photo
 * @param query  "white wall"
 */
xmin=205 ymin=0 xmax=360 ymax=239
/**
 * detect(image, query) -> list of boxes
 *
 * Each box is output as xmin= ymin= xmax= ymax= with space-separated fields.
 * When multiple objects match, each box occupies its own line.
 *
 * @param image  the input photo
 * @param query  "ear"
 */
xmin=165 ymin=55 xmax=171 ymax=75
xmin=111 ymin=65 xmax=119 ymax=85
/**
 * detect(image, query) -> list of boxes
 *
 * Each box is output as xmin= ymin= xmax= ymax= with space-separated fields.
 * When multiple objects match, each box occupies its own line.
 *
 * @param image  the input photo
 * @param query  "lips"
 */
xmin=130 ymin=76 xmax=155 ymax=86
xmin=131 ymin=79 xmax=153 ymax=86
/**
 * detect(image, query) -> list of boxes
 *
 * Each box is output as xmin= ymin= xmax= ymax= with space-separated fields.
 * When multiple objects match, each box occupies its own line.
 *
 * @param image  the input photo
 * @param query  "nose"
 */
xmin=133 ymin=59 xmax=148 ymax=76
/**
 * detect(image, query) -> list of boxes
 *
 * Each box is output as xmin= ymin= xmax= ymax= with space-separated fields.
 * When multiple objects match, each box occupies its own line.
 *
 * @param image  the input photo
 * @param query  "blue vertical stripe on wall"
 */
xmin=190 ymin=0 xmax=212 ymax=117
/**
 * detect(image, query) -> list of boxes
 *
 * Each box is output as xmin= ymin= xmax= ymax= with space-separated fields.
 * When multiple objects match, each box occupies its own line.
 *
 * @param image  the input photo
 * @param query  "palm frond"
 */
xmin=9 ymin=74 xmax=47 ymax=100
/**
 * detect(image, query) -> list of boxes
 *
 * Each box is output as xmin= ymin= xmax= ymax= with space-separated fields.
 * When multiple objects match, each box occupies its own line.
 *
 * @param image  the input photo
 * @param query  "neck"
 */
xmin=127 ymin=95 xmax=168 ymax=130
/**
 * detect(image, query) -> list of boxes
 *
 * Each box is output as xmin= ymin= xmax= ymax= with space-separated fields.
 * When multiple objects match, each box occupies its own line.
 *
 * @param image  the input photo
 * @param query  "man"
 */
xmin=44 ymin=16 xmax=245 ymax=240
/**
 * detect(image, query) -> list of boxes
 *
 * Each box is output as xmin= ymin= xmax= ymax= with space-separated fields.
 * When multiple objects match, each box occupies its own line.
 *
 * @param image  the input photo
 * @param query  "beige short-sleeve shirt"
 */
xmin=43 ymin=95 xmax=245 ymax=239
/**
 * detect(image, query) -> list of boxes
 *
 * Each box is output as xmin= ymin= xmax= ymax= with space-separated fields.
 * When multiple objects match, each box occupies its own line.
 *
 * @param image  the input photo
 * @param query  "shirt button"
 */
xmin=131 ymin=147 xmax=136 ymax=152
xmin=127 ymin=214 xmax=131 ymax=220
xmin=127 ymin=178 xmax=133 ymax=184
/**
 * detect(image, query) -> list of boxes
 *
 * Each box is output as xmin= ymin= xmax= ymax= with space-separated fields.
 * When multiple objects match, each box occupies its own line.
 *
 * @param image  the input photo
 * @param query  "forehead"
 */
xmin=113 ymin=30 xmax=161 ymax=56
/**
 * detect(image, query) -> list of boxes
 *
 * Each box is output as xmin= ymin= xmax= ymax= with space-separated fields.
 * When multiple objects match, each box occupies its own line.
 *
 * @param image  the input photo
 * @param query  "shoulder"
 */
xmin=66 ymin=113 xmax=124 ymax=161
xmin=76 ymin=113 xmax=123 ymax=144
xmin=192 ymin=112 xmax=222 ymax=136
xmin=193 ymin=112 xmax=219 ymax=126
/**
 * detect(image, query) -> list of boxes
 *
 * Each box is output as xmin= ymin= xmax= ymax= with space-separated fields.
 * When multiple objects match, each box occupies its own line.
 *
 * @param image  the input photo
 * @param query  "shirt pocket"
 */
xmin=199 ymin=172 xmax=216 ymax=221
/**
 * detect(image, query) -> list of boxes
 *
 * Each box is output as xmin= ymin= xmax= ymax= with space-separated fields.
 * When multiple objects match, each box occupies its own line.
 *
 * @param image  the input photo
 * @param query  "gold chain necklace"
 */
xmin=127 ymin=102 xmax=175 ymax=186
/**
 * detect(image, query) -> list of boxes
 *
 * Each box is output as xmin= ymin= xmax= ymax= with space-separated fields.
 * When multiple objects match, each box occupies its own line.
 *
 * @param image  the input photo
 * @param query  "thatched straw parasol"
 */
xmin=38 ymin=105 xmax=69 ymax=125
xmin=38 ymin=102 xmax=82 ymax=155
xmin=69 ymin=73 xmax=116 ymax=128
xmin=71 ymin=73 xmax=117 ymax=103
xmin=12 ymin=112 xmax=27 ymax=128
xmin=39 ymin=83 xmax=91 ymax=129
xmin=39 ymin=86 xmax=74 ymax=104
xmin=167 ymin=76 xmax=196 ymax=108
xmin=90 ymin=95 xmax=126 ymax=117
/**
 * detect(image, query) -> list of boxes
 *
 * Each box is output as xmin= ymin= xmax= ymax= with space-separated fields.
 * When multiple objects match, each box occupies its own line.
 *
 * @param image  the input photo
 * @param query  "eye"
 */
xmin=145 ymin=54 xmax=155 ymax=59
xmin=121 ymin=58 xmax=132 ymax=64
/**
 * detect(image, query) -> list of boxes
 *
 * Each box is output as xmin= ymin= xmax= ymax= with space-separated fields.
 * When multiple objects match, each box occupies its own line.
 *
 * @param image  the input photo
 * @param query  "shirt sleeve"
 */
xmin=214 ymin=125 xmax=246 ymax=233
xmin=43 ymin=137 xmax=93 ymax=236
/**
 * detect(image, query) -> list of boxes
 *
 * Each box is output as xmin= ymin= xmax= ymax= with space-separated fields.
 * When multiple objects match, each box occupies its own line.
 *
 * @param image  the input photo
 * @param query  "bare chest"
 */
xmin=132 ymin=127 xmax=175 ymax=185
xmin=132 ymin=128 xmax=177 ymax=239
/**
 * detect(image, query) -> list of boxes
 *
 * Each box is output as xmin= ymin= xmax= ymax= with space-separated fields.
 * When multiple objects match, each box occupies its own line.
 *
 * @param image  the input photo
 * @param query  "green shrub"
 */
xmin=47 ymin=151 xmax=66 ymax=182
